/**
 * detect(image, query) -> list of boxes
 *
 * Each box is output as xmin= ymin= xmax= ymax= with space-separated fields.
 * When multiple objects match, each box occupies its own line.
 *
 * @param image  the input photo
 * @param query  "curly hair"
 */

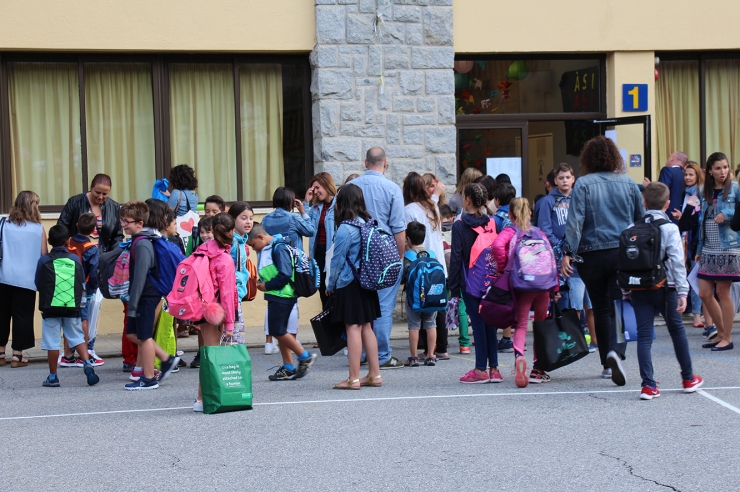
xmin=8 ymin=191 xmax=41 ymax=225
xmin=580 ymin=136 xmax=624 ymax=175
xmin=403 ymin=172 xmax=440 ymax=231
xmin=169 ymin=164 xmax=198 ymax=191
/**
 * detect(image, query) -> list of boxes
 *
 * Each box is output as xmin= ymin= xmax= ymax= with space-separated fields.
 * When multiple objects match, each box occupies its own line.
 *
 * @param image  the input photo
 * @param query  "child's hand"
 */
xmin=687 ymin=196 xmax=700 ymax=207
xmin=257 ymin=282 xmax=267 ymax=292
xmin=294 ymin=199 xmax=306 ymax=215
xmin=676 ymin=297 xmax=687 ymax=314
xmin=561 ymin=256 xmax=574 ymax=278
xmin=715 ymin=212 xmax=725 ymax=224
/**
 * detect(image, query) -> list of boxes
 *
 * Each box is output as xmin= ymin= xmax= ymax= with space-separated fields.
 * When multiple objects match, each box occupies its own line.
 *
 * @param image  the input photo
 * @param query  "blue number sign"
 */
xmin=622 ymin=84 xmax=648 ymax=112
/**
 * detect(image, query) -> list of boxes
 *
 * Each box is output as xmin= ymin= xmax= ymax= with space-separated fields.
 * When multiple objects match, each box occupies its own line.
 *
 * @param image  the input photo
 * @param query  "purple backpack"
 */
xmin=462 ymin=225 xmax=498 ymax=298
xmin=510 ymin=227 xmax=559 ymax=293
xmin=479 ymin=257 xmax=517 ymax=329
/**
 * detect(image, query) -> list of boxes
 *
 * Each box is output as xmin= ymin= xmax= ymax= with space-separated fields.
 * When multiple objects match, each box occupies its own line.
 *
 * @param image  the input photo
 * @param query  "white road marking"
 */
xmin=2 ymin=386 xmax=740 ymax=421
xmin=698 ymin=389 xmax=740 ymax=415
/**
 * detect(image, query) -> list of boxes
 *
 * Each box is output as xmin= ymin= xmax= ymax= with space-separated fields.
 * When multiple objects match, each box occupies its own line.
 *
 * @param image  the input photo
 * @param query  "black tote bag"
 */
xmin=310 ymin=305 xmax=347 ymax=356
xmin=533 ymin=303 xmax=589 ymax=371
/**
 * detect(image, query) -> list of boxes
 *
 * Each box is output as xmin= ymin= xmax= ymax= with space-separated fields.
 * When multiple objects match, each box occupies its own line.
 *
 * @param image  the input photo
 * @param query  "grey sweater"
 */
xmin=127 ymin=228 xmax=160 ymax=317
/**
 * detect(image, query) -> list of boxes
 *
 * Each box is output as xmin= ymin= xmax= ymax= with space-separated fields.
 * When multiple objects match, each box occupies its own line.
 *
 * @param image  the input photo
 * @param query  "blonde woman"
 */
xmin=448 ymin=168 xmax=483 ymax=216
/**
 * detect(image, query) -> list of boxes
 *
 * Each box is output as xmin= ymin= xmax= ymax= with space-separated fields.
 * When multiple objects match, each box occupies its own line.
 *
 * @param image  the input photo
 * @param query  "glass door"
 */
xmin=594 ymin=115 xmax=652 ymax=182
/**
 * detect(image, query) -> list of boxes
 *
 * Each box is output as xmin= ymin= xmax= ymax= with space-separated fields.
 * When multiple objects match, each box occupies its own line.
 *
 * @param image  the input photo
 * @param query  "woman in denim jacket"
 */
xmin=563 ymin=136 xmax=644 ymax=385
xmin=326 ymin=184 xmax=381 ymax=390
xmin=262 ymin=187 xmax=315 ymax=252
xmin=304 ymin=172 xmax=337 ymax=308
xmin=692 ymin=153 xmax=739 ymax=351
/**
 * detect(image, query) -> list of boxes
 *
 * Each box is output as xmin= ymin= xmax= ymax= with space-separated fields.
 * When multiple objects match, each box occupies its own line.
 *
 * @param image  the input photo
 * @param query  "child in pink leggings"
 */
xmin=492 ymin=197 xmax=555 ymax=388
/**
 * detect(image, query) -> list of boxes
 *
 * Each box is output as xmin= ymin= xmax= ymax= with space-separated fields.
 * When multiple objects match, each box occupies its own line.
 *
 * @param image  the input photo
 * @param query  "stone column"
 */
xmin=311 ymin=0 xmax=456 ymax=187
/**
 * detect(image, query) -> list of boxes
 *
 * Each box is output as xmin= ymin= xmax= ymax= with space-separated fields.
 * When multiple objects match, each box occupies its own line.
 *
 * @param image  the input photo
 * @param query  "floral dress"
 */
xmin=698 ymin=189 xmax=740 ymax=280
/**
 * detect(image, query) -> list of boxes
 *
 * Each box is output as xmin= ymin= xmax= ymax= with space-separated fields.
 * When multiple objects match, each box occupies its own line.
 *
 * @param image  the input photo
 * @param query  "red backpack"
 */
xmin=166 ymin=252 xmax=224 ymax=325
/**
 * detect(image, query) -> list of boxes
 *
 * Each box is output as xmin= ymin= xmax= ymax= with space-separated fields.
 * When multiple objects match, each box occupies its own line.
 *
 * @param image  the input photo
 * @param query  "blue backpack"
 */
xmin=148 ymin=237 xmax=186 ymax=297
xmin=405 ymin=250 xmax=447 ymax=313
xmin=342 ymin=218 xmax=403 ymax=291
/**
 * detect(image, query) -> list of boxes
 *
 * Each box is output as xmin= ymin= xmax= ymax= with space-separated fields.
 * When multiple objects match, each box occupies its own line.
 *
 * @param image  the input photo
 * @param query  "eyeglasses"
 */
xmin=120 ymin=219 xmax=137 ymax=226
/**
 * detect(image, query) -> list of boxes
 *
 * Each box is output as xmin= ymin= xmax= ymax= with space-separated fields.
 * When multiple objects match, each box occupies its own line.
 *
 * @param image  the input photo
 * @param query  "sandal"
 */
xmin=0 ymin=352 xmax=5 ymax=366
xmin=333 ymin=378 xmax=360 ymax=390
xmin=176 ymin=329 xmax=190 ymax=338
xmin=360 ymin=374 xmax=382 ymax=387
xmin=11 ymin=353 xmax=28 ymax=368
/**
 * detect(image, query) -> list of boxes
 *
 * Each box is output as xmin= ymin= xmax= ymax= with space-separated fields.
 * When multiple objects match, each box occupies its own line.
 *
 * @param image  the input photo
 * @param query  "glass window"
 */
xmin=705 ymin=59 xmax=740 ymax=166
xmin=169 ymin=63 xmax=237 ymax=201
xmin=85 ymin=63 xmax=156 ymax=202
xmin=454 ymin=58 xmax=601 ymax=115
xmin=656 ymin=60 xmax=701 ymax=165
xmin=8 ymin=62 xmax=82 ymax=205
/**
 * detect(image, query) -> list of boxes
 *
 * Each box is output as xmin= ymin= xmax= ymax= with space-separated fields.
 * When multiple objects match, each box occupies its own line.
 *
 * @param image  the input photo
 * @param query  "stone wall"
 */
xmin=310 ymin=0 xmax=457 ymax=187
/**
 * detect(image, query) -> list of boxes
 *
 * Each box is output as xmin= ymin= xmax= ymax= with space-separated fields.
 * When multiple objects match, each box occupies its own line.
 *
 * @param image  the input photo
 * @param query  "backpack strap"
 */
xmin=0 ymin=217 xmax=5 ymax=263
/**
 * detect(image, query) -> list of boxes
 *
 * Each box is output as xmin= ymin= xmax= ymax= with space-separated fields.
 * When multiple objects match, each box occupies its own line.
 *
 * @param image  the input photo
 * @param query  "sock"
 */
xmin=134 ymin=366 xmax=142 ymax=372
xmin=49 ymin=373 xmax=57 ymax=378
xmin=298 ymin=350 xmax=310 ymax=361
xmin=284 ymin=363 xmax=296 ymax=372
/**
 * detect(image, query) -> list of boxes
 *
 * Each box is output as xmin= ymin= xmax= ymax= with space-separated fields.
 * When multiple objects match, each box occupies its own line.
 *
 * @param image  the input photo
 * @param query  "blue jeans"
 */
xmin=631 ymin=288 xmax=693 ymax=388
xmin=687 ymin=259 xmax=702 ymax=315
xmin=375 ymin=273 xmax=402 ymax=364
xmin=462 ymin=292 xmax=498 ymax=371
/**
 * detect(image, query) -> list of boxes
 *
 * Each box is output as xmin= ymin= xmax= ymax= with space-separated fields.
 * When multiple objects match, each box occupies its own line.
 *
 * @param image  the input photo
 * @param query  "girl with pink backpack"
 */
xmin=492 ymin=197 xmax=559 ymax=388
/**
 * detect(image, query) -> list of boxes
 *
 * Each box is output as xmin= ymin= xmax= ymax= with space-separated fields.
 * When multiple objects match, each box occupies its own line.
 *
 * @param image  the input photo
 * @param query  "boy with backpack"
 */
xmin=247 ymin=223 xmax=317 ymax=381
xmin=36 ymin=225 xmax=99 ymax=387
xmin=619 ymin=182 xmax=703 ymax=399
xmin=403 ymin=221 xmax=447 ymax=367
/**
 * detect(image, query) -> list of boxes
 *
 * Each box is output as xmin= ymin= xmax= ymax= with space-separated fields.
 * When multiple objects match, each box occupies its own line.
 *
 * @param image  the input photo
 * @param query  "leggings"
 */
xmin=513 ymin=291 xmax=549 ymax=367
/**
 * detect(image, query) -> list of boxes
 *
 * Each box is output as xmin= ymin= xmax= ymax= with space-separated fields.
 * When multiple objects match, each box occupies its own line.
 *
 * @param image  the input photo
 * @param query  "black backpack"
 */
xmin=617 ymin=214 xmax=669 ymax=290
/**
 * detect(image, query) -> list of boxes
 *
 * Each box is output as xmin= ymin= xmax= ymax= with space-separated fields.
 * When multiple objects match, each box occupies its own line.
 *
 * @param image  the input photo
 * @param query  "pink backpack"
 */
xmin=166 ymin=252 xmax=222 ymax=324
xmin=462 ymin=225 xmax=499 ymax=298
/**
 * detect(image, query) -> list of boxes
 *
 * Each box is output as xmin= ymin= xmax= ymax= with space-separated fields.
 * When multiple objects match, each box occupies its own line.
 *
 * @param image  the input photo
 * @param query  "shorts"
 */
xmin=126 ymin=296 xmax=161 ymax=341
xmin=406 ymin=298 xmax=437 ymax=330
xmin=41 ymin=317 xmax=85 ymax=351
xmin=264 ymin=301 xmax=299 ymax=335
xmin=567 ymin=276 xmax=592 ymax=311
xmin=266 ymin=299 xmax=297 ymax=337
xmin=80 ymin=294 xmax=94 ymax=321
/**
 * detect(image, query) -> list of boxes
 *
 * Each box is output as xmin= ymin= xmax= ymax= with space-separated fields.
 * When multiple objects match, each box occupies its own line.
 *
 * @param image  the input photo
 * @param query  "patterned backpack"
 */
xmin=342 ymin=218 xmax=403 ymax=291
xmin=272 ymin=242 xmax=320 ymax=298
xmin=462 ymin=224 xmax=498 ymax=298
xmin=509 ymin=227 xmax=559 ymax=293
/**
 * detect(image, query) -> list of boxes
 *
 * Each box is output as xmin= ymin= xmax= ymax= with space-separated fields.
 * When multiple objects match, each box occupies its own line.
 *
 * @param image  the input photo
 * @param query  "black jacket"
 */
xmin=58 ymin=194 xmax=123 ymax=253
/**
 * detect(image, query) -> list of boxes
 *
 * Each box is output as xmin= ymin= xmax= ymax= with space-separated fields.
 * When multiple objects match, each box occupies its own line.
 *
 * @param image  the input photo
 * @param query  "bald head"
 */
xmin=668 ymin=151 xmax=688 ymax=169
xmin=365 ymin=147 xmax=387 ymax=171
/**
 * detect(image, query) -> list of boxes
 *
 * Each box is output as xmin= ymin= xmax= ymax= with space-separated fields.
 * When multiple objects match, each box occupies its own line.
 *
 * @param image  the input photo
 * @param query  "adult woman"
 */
xmin=403 ymin=172 xmax=449 ymax=359
xmin=262 ymin=187 xmax=315 ymax=252
xmin=423 ymin=173 xmax=448 ymax=205
xmin=562 ymin=136 xmax=644 ymax=385
xmin=167 ymin=164 xmax=199 ymax=217
xmin=0 ymin=191 xmax=48 ymax=367
xmin=448 ymin=168 xmax=483 ymax=217
xmin=58 ymin=174 xmax=123 ymax=253
xmin=692 ymin=153 xmax=739 ymax=351
xmin=304 ymin=172 xmax=337 ymax=308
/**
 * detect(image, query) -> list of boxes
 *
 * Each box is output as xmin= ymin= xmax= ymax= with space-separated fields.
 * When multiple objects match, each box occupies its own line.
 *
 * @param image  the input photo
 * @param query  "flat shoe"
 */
xmin=360 ymin=374 xmax=382 ymax=387
xmin=0 ymin=352 xmax=5 ymax=366
xmin=333 ymin=378 xmax=360 ymax=390
xmin=702 ymin=341 xmax=720 ymax=349
xmin=711 ymin=342 xmax=734 ymax=352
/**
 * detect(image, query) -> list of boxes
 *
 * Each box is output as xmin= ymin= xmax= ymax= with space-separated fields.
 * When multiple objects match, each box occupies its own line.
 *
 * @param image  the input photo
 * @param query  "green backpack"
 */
xmin=37 ymin=250 xmax=84 ymax=316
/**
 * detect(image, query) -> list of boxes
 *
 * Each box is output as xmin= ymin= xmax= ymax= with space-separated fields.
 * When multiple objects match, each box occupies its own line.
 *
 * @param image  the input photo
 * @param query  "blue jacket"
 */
xmin=327 ymin=218 xmax=363 ymax=292
xmin=658 ymin=166 xmax=685 ymax=224
xmin=306 ymin=197 xmax=336 ymax=266
xmin=262 ymin=207 xmax=315 ymax=252
xmin=230 ymin=232 xmax=250 ymax=301
xmin=696 ymin=182 xmax=740 ymax=254
xmin=168 ymin=189 xmax=198 ymax=217
xmin=564 ymin=172 xmax=644 ymax=255
xmin=536 ymin=190 xmax=570 ymax=247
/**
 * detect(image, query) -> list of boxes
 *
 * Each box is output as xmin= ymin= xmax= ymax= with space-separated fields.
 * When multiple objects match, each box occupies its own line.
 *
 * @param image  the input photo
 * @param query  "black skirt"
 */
xmin=330 ymin=279 xmax=381 ymax=326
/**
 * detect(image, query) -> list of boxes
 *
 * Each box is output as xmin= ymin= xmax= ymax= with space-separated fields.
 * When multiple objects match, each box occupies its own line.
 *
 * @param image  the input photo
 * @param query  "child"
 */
xmin=403 ymin=221 xmax=438 ymax=367
xmin=492 ymin=197 xmax=555 ymax=388
xmin=625 ymin=182 xmax=704 ymax=400
xmin=198 ymin=216 xmax=214 ymax=243
xmin=326 ymin=184 xmax=381 ymax=389
xmin=440 ymin=204 xmax=472 ymax=354
xmin=121 ymin=201 xmax=180 ymax=390
xmin=448 ymin=183 xmax=502 ymax=383
xmin=492 ymin=182 xmax=516 ymax=353
xmin=60 ymin=212 xmax=103 ymax=367
xmin=247 ymin=223 xmax=317 ymax=381
xmin=193 ymin=213 xmax=240 ymax=411
xmin=227 ymin=201 xmax=253 ymax=348
xmin=36 ymin=225 xmax=99 ymax=387
xmin=204 ymin=195 xmax=226 ymax=217
xmin=162 ymin=207 xmax=186 ymax=255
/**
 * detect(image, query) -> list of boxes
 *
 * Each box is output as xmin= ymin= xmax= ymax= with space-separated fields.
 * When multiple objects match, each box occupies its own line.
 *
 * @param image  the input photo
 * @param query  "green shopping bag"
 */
xmin=154 ymin=306 xmax=177 ymax=371
xmin=199 ymin=343 xmax=253 ymax=414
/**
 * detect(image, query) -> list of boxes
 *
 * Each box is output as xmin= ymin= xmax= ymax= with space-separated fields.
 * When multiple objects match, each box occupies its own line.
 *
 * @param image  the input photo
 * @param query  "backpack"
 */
xmin=67 ymin=237 xmax=96 ymax=282
xmin=479 ymin=256 xmax=517 ymax=328
xmin=166 ymin=252 xmax=218 ymax=322
xmin=617 ymin=214 xmax=669 ymax=290
xmin=405 ymin=250 xmax=448 ymax=313
xmin=235 ymin=243 xmax=258 ymax=301
xmin=98 ymin=244 xmax=124 ymax=299
xmin=107 ymin=240 xmax=138 ymax=300
xmin=342 ymin=219 xmax=403 ymax=291
xmin=37 ymin=251 xmax=84 ymax=314
xmin=272 ymin=242 xmax=320 ymax=298
xmin=149 ymin=237 xmax=186 ymax=297
xmin=462 ymin=224 xmax=498 ymax=298
xmin=510 ymin=227 xmax=559 ymax=292
xmin=245 ymin=258 xmax=258 ymax=301
xmin=494 ymin=209 xmax=512 ymax=233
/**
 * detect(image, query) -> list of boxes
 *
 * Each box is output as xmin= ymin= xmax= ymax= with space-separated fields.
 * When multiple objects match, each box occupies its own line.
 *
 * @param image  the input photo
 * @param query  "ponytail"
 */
xmin=508 ymin=197 xmax=531 ymax=231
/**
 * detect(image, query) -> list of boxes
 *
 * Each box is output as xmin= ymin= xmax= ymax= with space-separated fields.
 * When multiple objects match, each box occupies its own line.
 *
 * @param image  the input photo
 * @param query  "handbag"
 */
xmin=533 ymin=302 xmax=589 ymax=371
xmin=479 ymin=257 xmax=517 ymax=329
xmin=310 ymin=303 xmax=347 ymax=356
xmin=446 ymin=296 xmax=460 ymax=331
xmin=86 ymin=289 xmax=104 ymax=341
xmin=615 ymin=299 xmax=655 ymax=342
xmin=154 ymin=301 xmax=177 ymax=370
xmin=175 ymin=190 xmax=200 ymax=242
xmin=199 ymin=338 xmax=253 ymax=414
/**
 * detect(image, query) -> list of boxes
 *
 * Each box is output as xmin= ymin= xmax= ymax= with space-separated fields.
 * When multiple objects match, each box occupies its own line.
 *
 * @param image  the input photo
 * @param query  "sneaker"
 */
xmin=424 ymin=357 xmax=436 ymax=366
xmin=529 ymin=368 xmax=551 ymax=384
xmin=703 ymin=325 xmax=718 ymax=339
xmin=683 ymin=375 xmax=704 ymax=393
xmin=435 ymin=352 xmax=450 ymax=360
xmin=59 ymin=355 xmax=77 ymax=367
xmin=514 ymin=357 xmax=529 ymax=388
xmin=588 ymin=343 xmax=598 ymax=353
xmin=88 ymin=350 xmax=105 ymax=366
xmin=405 ymin=357 xmax=420 ymax=367
xmin=606 ymin=350 xmax=626 ymax=386
xmin=268 ymin=366 xmax=298 ymax=381
xmin=379 ymin=356 xmax=404 ymax=370
xmin=497 ymin=338 xmax=514 ymax=353
xmin=125 ymin=376 xmax=159 ymax=390
xmin=129 ymin=369 xmax=161 ymax=381
xmin=193 ymin=399 xmax=203 ymax=412
xmin=190 ymin=353 xmax=201 ymax=369
xmin=460 ymin=346 xmax=471 ymax=354
xmin=42 ymin=375 xmax=60 ymax=387
xmin=707 ymin=330 xmax=719 ymax=341
xmin=489 ymin=368 xmax=503 ymax=383
xmin=264 ymin=342 xmax=280 ymax=355
xmin=122 ymin=363 xmax=134 ymax=372
xmin=159 ymin=356 xmax=181 ymax=382
xmin=296 ymin=353 xmax=318 ymax=378
xmin=601 ymin=368 xmax=612 ymax=379
xmin=640 ymin=385 xmax=660 ymax=400
xmin=83 ymin=362 xmax=100 ymax=386
xmin=460 ymin=368 xmax=490 ymax=384
xmin=177 ymin=357 xmax=187 ymax=368
xmin=171 ymin=366 xmax=179 ymax=373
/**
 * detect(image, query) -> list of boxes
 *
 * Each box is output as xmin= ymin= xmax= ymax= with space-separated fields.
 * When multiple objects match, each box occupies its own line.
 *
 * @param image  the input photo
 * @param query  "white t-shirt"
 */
xmin=404 ymin=201 xmax=447 ymax=276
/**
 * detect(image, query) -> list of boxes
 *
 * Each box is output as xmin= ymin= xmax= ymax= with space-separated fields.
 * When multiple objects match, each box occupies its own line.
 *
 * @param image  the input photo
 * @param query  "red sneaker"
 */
xmin=514 ymin=357 xmax=529 ymax=388
xmin=682 ymin=375 xmax=704 ymax=393
xmin=640 ymin=385 xmax=660 ymax=400
xmin=460 ymin=346 xmax=471 ymax=354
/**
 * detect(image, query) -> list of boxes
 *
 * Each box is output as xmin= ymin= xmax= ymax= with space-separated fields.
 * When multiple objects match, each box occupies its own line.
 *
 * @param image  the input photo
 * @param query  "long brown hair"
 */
xmin=334 ymin=184 xmax=372 ymax=226
xmin=685 ymin=161 xmax=704 ymax=188
xmin=211 ymin=213 xmax=235 ymax=249
xmin=308 ymin=172 xmax=337 ymax=205
xmin=703 ymin=152 xmax=731 ymax=204
xmin=403 ymin=172 xmax=440 ymax=231
xmin=423 ymin=173 xmax=447 ymax=205
xmin=9 ymin=191 xmax=41 ymax=225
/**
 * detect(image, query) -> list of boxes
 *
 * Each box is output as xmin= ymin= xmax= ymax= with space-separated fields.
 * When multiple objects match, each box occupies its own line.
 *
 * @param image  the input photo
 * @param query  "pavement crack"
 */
xmin=599 ymin=451 xmax=681 ymax=491
xmin=588 ymin=393 xmax=608 ymax=402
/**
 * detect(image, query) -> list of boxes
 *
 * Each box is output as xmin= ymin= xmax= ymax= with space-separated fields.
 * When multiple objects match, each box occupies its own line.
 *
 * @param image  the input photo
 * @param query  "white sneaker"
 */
xmin=264 ymin=342 xmax=280 ymax=355
xmin=193 ymin=399 xmax=203 ymax=412
xmin=88 ymin=350 xmax=105 ymax=366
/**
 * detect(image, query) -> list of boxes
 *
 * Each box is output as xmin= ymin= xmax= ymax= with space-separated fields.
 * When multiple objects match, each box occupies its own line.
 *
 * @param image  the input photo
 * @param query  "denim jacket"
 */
xmin=306 ymin=197 xmax=336 ymax=264
xmin=696 ymin=181 xmax=740 ymax=254
xmin=262 ymin=207 xmax=315 ymax=253
xmin=564 ymin=172 xmax=644 ymax=255
xmin=326 ymin=218 xmax=363 ymax=292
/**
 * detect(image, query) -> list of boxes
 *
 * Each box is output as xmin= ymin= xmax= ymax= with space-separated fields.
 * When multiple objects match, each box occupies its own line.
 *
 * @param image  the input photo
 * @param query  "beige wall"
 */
xmin=0 ymin=0 xmax=315 ymax=52
xmin=454 ymin=0 xmax=740 ymax=54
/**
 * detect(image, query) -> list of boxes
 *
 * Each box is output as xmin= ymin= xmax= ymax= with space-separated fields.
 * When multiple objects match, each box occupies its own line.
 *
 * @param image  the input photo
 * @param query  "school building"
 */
xmin=1 ymin=0 xmax=739 ymax=335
